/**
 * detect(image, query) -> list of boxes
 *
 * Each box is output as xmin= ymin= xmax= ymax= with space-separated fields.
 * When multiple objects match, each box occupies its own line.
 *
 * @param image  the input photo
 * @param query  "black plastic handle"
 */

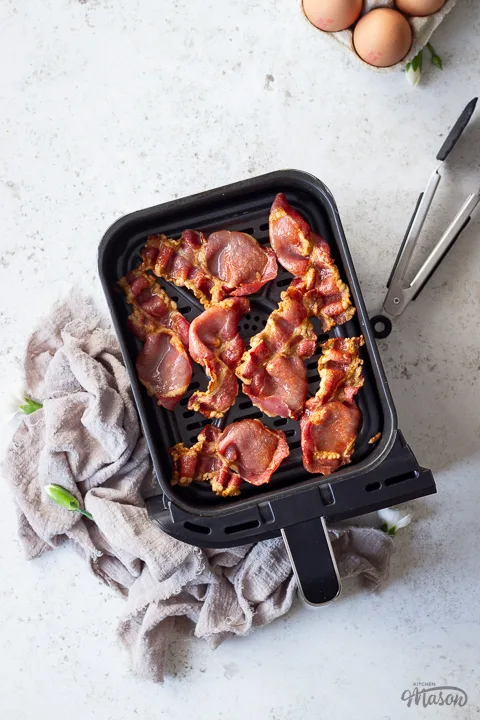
xmin=436 ymin=97 xmax=477 ymax=162
xmin=282 ymin=517 xmax=341 ymax=606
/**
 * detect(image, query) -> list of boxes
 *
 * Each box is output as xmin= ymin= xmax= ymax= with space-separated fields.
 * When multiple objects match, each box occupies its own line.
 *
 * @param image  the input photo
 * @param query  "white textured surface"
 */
xmin=1 ymin=0 xmax=480 ymax=717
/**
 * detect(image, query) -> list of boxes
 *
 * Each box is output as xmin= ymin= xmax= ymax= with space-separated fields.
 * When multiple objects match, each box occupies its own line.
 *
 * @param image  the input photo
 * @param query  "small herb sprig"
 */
xmin=405 ymin=43 xmax=443 ymax=87
xmin=427 ymin=42 xmax=443 ymax=70
xmin=19 ymin=398 xmax=43 ymax=414
xmin=378 ymin=508 xmax=411 ymax=536
xmin=45 ymin=484 xmax=94 ymax=521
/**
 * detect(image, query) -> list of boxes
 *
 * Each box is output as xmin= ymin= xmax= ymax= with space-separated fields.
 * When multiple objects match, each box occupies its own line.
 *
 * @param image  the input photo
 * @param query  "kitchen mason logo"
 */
xmin=401 ymin=682 xmax=468 ymax=708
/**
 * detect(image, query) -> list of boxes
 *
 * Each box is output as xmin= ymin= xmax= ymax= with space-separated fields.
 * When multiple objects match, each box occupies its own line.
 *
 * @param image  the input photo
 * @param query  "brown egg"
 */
xmin=395 ymin=0 xmax=446 ymax=16
xmin=353 ymin=8 xmax=412 ymax=67
xmin=303 ymin=0 xmax=363 ymax=32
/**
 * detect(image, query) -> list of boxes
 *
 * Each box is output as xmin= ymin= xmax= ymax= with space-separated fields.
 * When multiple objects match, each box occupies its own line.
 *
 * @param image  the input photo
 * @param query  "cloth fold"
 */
xmin=3 ymin=295 xmax=394 ymax=683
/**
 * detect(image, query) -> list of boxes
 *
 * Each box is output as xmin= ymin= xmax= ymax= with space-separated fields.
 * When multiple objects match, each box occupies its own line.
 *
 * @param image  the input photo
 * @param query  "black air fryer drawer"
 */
xmin=99 ymin=170 xmax=435 ymax=605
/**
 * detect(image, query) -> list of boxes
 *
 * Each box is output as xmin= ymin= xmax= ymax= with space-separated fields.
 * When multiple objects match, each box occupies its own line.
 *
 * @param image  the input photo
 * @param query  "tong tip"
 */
xmin=436 ymin=98 xmax=478 ymax=162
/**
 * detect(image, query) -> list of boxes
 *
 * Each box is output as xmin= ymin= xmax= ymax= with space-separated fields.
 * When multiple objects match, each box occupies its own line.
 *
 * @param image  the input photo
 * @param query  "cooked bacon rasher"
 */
xmin=188 ymin=297 xmax=249 ymax=419
xmin=235 ymin=194 xmax=357 ymax=421
xmin=301 ymin=336 xmax=364 ymax=475
xmin=119 ymin=270 xmax=192 ymax=410
xmin=236 ymin=285 xmax=317 ymax=419
xmin=141 ymin=229 xmax=277 ymax=307
xmin=170 ymin=419 xmax=290 ymax=496
xmin=269 ymin=193 xmax=355 ymax=331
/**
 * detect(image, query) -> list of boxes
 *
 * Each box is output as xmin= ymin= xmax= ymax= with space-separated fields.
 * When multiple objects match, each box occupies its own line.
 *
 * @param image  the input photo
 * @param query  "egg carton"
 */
xmin=302 ymin=0 xmax=458 ymax=72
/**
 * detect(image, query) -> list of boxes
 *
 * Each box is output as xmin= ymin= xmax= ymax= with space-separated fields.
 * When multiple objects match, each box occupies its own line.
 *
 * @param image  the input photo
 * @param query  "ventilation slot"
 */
xmin=183 ymin=410 xmax=195 ymax=418
xmin=273 ymin=418 xmax=288 ymax=426
xmin=250 ymin=315 xmax=260 ymax=332
xmin=179 ymin=306 xmax=191 ymax=314
xmin=239 ymin=400 xmax=253 ymax=410
xmin=284 ymin=429 xmax=295 ymax=438
xmin=365 ymin=481 xmax=382 ymax=492
xmin=224 ymin=519 xmax=260 ymax=535
xmin=289 ymin=440 xmax=301 ymax=450
xmin=240 ymin=227 xmax=254 ymax=235
xmin=385 ymin=471 xmax=419 ymax=486
xmin=277 ymin=277 xmax=291 ymax=288
xmin=307 ymin=360 xmax=318 ymax=370
xmin=259 ymin=222 xmax=269 ymax=231
xmin=184 ymin=521 xmax=211 ymax=535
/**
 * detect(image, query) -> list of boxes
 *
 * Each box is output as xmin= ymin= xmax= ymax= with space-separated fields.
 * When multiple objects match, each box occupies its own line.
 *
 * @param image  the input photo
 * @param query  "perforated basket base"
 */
xmin=99 ymin=170 xmax=397 ymax=517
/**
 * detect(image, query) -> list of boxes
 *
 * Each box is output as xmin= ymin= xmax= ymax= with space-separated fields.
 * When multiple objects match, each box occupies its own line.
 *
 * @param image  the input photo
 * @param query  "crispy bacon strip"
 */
xmin=119 ymin=271 xmax=192 ymax=410
xmin=205 ymin=230 xmax=278 ymax=296
xmin=142 ymin=229 xmax=277 ymax=306
xmin=269 ymin=193 xmax=355 ymax=331
xmin=300 ymin=336 xmax=364 ymax=475
xmin=233 ymin=194 xmax=357 ymax=420
xmin=188 ymin=298 xmax=249 ymax=418
xmin=170 ymin=425 xmax=242 ymax=497
xmin=170 ymin=419 xmax=290 ymax=496
xmin=235 ymin=285 xmax=317 ymax=419
xmin=142 ymin=230 xmax=214 ymax=305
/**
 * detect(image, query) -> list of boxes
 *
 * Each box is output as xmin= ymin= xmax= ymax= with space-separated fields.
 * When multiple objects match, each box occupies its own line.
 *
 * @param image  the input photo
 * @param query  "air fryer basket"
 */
xmin=99 ymin=170 xmax=436 ymax=605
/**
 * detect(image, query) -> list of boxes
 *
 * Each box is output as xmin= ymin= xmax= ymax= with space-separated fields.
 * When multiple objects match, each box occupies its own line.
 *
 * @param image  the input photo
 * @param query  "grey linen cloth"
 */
xmin=3 ymin=295 xmax=394 ymax=683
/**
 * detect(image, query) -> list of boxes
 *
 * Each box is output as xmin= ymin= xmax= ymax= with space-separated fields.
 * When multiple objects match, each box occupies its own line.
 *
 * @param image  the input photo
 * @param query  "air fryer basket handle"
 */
xmin=281 ymin=517 xmax=341 ymax=606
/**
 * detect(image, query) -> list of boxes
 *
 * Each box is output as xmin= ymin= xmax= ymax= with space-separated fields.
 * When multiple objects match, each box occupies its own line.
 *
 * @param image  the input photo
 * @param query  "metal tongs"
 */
xmin=371 ymin=97 xmax=479 ymax=339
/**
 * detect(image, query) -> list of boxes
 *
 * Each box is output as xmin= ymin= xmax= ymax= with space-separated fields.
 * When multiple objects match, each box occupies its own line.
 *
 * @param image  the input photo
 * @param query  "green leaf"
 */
xmin=380 ymin=523 xmax=389 ymax=533
xmin=388 ymin=527 xmax=397 ymax=536
xmin=20 ymin=397 xmax=43 ymax=414
xmin=45 ymin=484 xmax=80 ymax=510
xmin=44 ymin=484 xmax=93 ymax=521
xmin=427 ymin=42 xmax=443 ymax=70
xmin=411 ymin=49 xmax=423 ymax=73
